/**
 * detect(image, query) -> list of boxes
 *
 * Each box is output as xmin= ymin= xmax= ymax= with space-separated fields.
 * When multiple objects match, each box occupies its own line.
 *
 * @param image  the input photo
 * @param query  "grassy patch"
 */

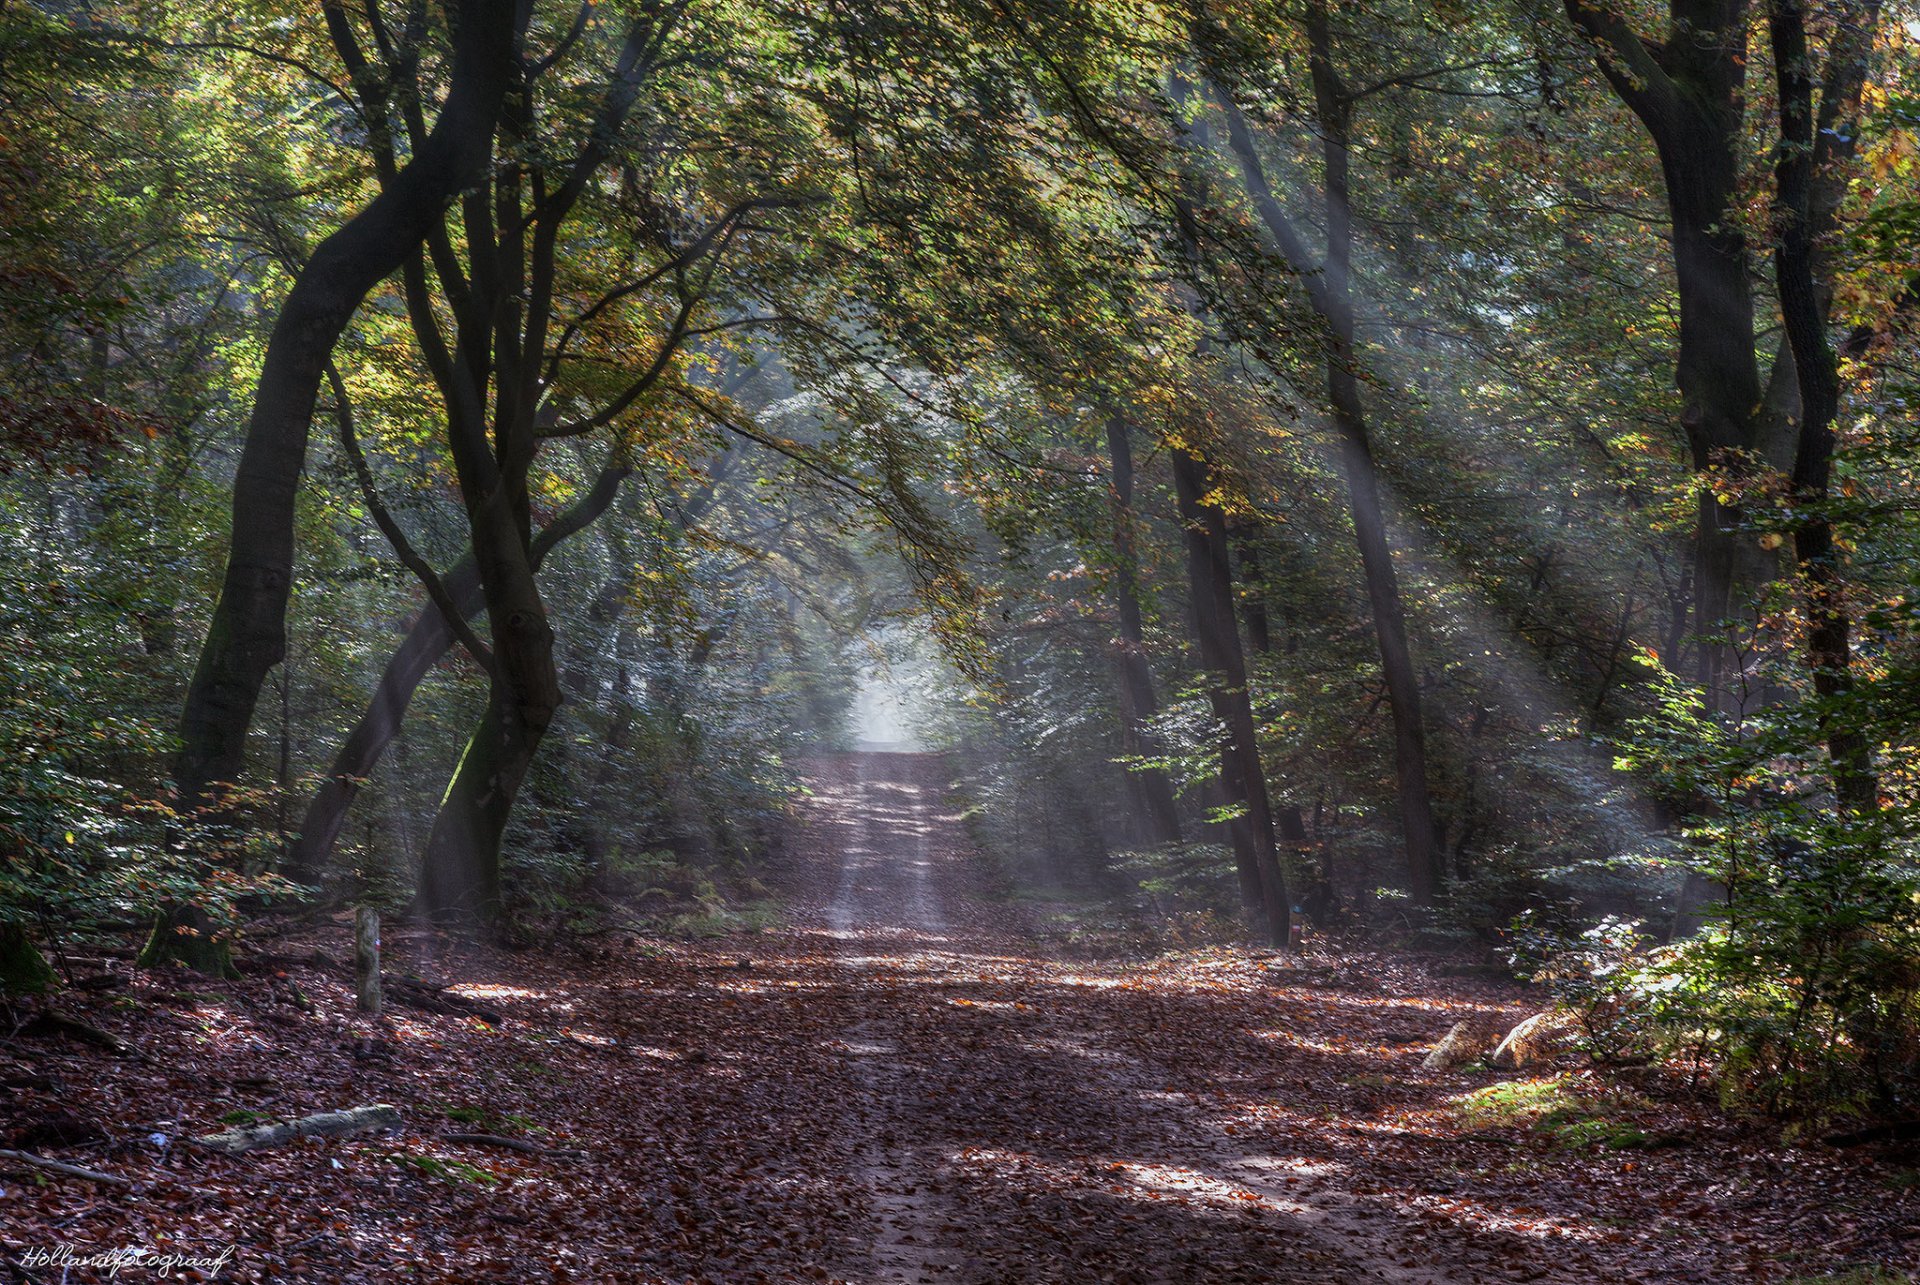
xmin=388 ymin=1152 xmax=498 ymax=1185
xmin=1449 ymin=1075 xmax=1654 ymax=1150
xmin=440 ymin=1104 xmax=547 ymax=1134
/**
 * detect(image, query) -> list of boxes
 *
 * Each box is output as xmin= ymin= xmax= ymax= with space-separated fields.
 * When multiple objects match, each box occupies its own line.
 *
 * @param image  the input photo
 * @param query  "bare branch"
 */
xmin=327 ymin=363 xmax=499 ymax=674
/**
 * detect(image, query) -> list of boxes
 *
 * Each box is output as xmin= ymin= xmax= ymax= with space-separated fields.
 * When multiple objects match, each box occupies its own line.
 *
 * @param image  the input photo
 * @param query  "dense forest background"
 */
xmin=3 ymin=0 xmax=1920 ymax=1134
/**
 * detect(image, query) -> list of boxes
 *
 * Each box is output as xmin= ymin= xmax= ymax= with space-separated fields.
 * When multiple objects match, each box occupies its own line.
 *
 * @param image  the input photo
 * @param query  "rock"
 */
xmin=1422 ymin=1018 xmax=1504 ymax=1071
xmin=1489 ymin=1010 xmax=1581 ymax=1070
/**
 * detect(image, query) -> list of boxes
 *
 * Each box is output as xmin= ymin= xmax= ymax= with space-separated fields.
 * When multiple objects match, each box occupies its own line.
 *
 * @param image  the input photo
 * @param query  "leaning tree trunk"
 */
xmin=288 ymin=463 xmax=629 ymax=883
xmin=173 ymin=0 xmax=518 ymax=815
xmin=1171 ymin=448 xmax=1293 ymax=947
xmin=149 ymin=0 xmax=520 ymax=972
xmin=288 ymin=559 xmax=482 ymax=884
xmin=1214 ymin=29 xmax=1441 ymax=905
xmin=1304 ymin=10 xmax=1442 ymax=906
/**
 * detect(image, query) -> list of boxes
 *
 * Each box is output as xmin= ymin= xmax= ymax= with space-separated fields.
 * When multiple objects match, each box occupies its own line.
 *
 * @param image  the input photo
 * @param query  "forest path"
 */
xmin=786 ymin=751 xmax=1519 ymax=1284
xmin=9 ymin=751 xmax=1859 ymax=1282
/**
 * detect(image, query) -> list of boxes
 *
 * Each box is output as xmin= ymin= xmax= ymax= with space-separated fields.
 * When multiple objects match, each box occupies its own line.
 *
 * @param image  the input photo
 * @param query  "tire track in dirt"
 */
xmin=793 ymin=752 xmax=1508 ymax=1285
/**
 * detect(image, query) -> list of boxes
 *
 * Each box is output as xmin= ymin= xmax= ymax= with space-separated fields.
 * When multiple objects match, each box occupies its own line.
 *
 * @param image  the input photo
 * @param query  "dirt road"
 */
xmin=14 ymin=751 xmax=1885 ymax=1283
xmin=779 ymin=752 xmax=1515 ymax=1284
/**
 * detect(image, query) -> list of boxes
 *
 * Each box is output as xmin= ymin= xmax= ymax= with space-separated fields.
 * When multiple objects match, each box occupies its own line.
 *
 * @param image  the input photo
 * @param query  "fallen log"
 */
xmin=1489 ymin=1010 xmax=1581 ymax=1070
xmin=388 ymin=978 xmax=504 ymax=1025
xmin=442 ymin=1132 xmax=589 ymax=1160
xmin=0 ymin=1148 xmax=131 ymax=1187
xmin=192 ymin=1104 xmax=401 ymax=1155
xmin=237 ymin=949 xmax=343 ymax=976
xmin=1825 ymin=1119 xmax=1920 ymax=1148
xmin=19 ymin=1009 xmax=137 ymax=1059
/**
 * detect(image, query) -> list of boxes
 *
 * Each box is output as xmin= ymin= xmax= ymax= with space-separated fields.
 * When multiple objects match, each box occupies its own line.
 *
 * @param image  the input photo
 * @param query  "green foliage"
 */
xmin=1115 ymin=842 xmax=1241 ymax=918
xmin=1449 ymin=1076 xmax=1654 ymax=1151
xmin=1596 ymin=661 xmax=1920 ymax=1118
xmin=0 ymin=536 xmax=287 ymax=982
xmin=387 ymin=1152 xmax=498 ymax=1186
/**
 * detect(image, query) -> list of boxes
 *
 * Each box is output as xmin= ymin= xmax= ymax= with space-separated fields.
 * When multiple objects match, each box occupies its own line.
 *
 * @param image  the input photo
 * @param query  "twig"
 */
xmin=0 ymin=1149 xmax=131 ymax=1187
xmin=20 ymin=1011 xmax=137 ymax=1060
xmin=442 ymin=1133 xmax=588 ymax=1159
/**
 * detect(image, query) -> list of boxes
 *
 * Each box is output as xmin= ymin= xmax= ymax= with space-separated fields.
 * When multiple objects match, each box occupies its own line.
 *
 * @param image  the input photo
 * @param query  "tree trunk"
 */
xmin=354 ymin=906 xmax=382 ymax=1014
xmin=1303 ymin=10 xmax=1440 ymax=906
xmin=194 ymin=1105 xmax=401 ymax=1155
xmin=1171 ymin=448 xmax=1292 ymax=947
xmin=417 ymin=503 xmax=562 ymax=926
xmin=134 ymin=903 xmax=238 ymax=979
xmin=0 ymin=924 xmax=55 ymax=995
xmin=1234 ymin=527 xmax=1315 ymax=877
xmin=286 ymin=571 xmax=474 ymax=884
xmin=172 ymin=0 xmax=519 ymax=815
xmin=147 ymin=2 xmax=521 ymax=973
xmin=1212 ymin=20 xmax=1442 ymax=905
xmin=288 ymin=461 xmax=631 ymax=883
xmin=1769 ymin=0 xmax=1878 ymax=810
xmin=1561 ymin=0 xmax=1765 ymax=709
xmin=1104 ymin=413 xmax=1185 ymax=846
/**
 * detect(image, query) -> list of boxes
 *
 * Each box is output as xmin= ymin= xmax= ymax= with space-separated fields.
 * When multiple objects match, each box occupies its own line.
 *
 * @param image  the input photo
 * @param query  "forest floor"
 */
xmin=3 ymin=751 xmax=1918 ymax=1283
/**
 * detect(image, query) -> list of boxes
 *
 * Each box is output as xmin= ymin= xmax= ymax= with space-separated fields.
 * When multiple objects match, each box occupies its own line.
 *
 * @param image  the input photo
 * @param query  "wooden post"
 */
xmin=355 ymin=906 xmax=381 ymax=1014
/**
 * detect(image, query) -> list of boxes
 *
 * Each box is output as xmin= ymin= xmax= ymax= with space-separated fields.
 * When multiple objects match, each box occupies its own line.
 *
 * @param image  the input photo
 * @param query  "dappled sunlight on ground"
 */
xmin=6 ymin=753 xmax=1913 ymax=1282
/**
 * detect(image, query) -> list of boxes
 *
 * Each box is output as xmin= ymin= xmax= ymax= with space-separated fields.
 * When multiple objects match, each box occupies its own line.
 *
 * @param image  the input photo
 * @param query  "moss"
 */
xmin=1449 ymin=1076 xmax=1655 ymax=1151
xmin=135 ymin=905 xmax=238 ymax=979
xmin=0 ymin=924 xmax=56 ymax=995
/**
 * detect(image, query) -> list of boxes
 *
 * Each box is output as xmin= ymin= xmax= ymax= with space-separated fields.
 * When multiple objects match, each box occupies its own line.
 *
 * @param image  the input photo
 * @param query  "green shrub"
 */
xmin=1600 ymin=660 xmax=1920 ymax=1120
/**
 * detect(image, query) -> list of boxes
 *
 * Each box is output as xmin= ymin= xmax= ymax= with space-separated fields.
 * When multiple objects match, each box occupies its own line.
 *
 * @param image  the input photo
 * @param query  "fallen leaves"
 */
xmin=0 ymin=753 xmax=1915 ymax=1283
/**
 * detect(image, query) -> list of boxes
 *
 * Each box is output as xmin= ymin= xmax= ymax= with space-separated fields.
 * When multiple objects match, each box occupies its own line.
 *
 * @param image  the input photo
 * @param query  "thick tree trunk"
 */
xmin=1171 ymin=448 xmax=1292 ymax=947
xmin=418 ymin=693 xmax=538 ymax=924
xmin=289 ymin=463 xmax=630 ymax=882
xmin=0 ymin=924 xmax=55 ymax=995
xmin=1770 ymin=0 xmax=1879 ymax=811
xmin=1561 ymin=0 xmax=1766 ymax=709
xmin=417 ymin=497 xmax=562 ymax=926
xmin=147 ymin=2 xmax=520 ymax=973
xmin=1104 ymin=414 xmax=1185 ymax=847
xmin=172 ymin=1 xmax=519 ymax=815
xmin=134 ymin=903 xmax=238 ymax=979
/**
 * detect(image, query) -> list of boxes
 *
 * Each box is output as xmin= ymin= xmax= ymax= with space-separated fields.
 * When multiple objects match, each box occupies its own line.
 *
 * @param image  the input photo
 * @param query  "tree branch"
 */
xmin=326 ymin=363 xmax=499 ymax=674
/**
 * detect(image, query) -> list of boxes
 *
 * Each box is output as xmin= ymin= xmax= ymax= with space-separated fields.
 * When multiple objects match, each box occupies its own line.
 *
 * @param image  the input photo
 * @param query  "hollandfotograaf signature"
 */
xmin=14 ymin=1243 xmax=237 ymax=1278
